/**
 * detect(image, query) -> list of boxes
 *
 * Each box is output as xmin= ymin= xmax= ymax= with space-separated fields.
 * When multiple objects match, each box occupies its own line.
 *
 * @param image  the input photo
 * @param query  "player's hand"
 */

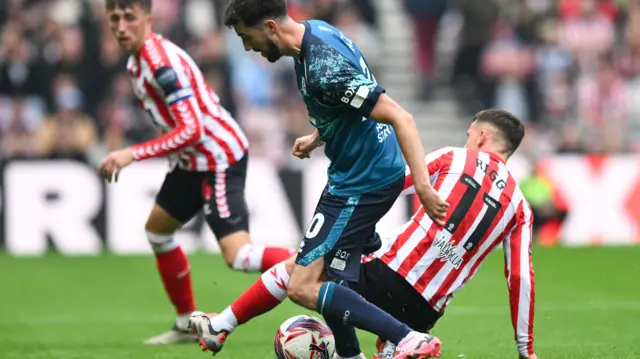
xmin=98 ymin=148 xmax=134 ymax=183
xmin=292 ymin=134 xmax=322 ymax=159
xmin=415 ymin=184 xmax=449 ymax=227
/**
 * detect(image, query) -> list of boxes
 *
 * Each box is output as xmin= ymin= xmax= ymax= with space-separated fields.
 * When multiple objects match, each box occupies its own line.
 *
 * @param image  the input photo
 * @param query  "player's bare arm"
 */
xmin=369 ymin=93 xmax=449 ymax=226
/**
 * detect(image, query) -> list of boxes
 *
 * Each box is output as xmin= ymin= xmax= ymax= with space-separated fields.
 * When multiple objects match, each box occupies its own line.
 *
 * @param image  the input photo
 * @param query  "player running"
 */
xmin=189 ymin=110 xmax=539 ymax=359
xmin=98 ymin=0 xmax=296 ymax=344
xmin=192 ymin=0 xmax=450 ymax=358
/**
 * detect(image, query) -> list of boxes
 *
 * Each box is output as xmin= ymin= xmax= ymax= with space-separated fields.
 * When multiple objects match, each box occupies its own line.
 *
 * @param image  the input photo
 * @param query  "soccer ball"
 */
xmin=274 ymin=315 xmax=336 ymax=359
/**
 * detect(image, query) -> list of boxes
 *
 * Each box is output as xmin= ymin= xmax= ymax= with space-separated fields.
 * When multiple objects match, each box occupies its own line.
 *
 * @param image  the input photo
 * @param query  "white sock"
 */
xmin=212 ymin=261 xmax=290 ymax=333
xmin=146 ymin=231 xmax=179 ymax=254
xmin=232 ymin=244 xmax=265 ymax=272
xmin=212 ymin=307 xmax=239 ymax=333
xmin=260 ymin=261 xmax=290 ymax=300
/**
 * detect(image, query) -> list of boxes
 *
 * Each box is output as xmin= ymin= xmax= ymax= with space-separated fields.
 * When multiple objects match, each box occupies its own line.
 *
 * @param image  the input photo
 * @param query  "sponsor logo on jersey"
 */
xmin=433 ymin=233 xmax=463 ymax=269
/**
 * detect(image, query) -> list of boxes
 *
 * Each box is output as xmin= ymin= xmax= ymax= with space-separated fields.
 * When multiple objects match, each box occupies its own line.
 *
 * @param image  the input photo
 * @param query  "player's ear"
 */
xmin=265 ymin=19 xmax=278 ymax=34
xmin=477 ymin=130 xmax=488 ymax=147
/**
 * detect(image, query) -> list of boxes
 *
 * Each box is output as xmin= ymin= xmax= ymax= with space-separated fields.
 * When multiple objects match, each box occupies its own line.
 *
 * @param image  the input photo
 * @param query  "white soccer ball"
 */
xmin=274 ymin=315 xmax=336 ymax=359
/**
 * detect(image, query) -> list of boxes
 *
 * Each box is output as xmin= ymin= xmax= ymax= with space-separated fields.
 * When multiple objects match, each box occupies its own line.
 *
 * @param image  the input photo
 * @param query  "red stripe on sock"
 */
xmin=231 ymin=277 xmax=282 ymax=323
xmin=260 ymin=247 xmax=296 ymax=272
xmin=156 ymin=247 xmax=196 ymax=315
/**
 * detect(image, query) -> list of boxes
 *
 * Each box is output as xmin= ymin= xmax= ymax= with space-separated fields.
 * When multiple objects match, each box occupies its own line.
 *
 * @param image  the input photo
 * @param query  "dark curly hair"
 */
xmin=223 ymin=0 xmax=288 ymax=27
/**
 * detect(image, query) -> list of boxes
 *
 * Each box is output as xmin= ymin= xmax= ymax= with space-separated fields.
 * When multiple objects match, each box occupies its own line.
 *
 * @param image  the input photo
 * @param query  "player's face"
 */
xmin=233 ymin=21 xmax=284 ymax=63
xmin=106 ymin=4 xmax=151 ymax=54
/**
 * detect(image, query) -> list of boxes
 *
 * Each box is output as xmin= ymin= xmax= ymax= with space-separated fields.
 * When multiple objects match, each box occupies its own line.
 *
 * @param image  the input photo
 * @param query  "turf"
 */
xmin=1 ymin=246 xmax=639 ymax=359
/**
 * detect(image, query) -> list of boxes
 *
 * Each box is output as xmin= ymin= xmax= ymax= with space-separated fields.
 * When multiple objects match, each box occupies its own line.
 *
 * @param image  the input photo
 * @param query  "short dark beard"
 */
xmin=265 ymin=38 xmax=283 ymax=63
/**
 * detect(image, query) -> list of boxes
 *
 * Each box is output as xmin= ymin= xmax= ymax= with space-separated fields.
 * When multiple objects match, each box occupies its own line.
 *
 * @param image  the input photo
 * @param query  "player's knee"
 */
xmin=286 ymin=273 xmax=307 ymax=303
xmin=145 ymin=205 xmax=181 ymax=234
xmin=219 ymin=234 xmax=254 ymax=271
xmin=286 ymin=283 xmax=306 ymax=307
xmin=287 ymin=276 xmax=318 ymax=310
xmin=283 ymin=255 xmax=296 ymax=275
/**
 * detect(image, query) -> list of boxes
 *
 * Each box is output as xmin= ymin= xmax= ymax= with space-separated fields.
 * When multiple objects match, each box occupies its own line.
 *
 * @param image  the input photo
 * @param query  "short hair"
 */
xmin=473 ymin=109 xmax=525 ymax=155
xmin=223 ymin=0 xmax=288 ymax=28
xmin=106 ymin=0 xmax=152 ymax=12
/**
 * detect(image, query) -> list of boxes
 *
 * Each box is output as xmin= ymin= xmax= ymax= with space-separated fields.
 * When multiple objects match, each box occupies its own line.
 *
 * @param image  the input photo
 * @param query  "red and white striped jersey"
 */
xmin=127 ymin=33 xmax=248 ymax=171
xmin=378 ymin=147 xmax=535 ymax=357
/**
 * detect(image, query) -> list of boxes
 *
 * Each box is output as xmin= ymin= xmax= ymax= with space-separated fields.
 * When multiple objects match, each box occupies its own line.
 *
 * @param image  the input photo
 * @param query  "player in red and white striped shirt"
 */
xmin=189 ymin=109 xmax=538 ymax=359
xmin=372 ymin=147 xmax=535 ymax=358
xmin=99 ymin=0 xmax=295 ymax=345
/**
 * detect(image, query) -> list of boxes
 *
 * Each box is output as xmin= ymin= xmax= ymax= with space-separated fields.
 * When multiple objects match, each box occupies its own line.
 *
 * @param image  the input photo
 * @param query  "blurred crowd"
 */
xmin=1 ymin=0 xmax=639 ymax=166
xmin=416 ymin=0 xmax=640 ymax=155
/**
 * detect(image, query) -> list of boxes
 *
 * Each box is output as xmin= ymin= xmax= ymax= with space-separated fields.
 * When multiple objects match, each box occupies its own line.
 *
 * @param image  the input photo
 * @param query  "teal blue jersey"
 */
xmin=294 ymin=20 xmax=405 ymax=196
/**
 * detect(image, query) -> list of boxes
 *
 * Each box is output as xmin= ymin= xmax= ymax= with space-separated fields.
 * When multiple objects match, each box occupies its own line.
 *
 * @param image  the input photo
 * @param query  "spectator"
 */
xmin=0 ymin=95 xmax=44 ymax=158
xmin=576 ymin=56 xmax=629 ymax=152
xmin=558 ymin=0 xmax=615 ymax=73
xmin=451 ymin=0 xmax=499 ymax=116
xmin=403 ymin=0 xmax=447 ymax=100
xmin=334 ymin=2 xmax=381 ymax=74
xmin=481 ymin=20 xmax=537 ymax=123
xmin=36 ymin=74 xmax=97 ymax=160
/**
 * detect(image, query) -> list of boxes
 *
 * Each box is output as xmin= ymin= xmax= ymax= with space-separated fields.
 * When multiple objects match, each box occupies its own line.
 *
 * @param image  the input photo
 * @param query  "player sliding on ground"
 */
xmin=191 ymin=0 xmax=451 ymax=358
xmin=98 ymin=0 xmax=297 ymax=344
xmin=190 ymin=110 xmax=540 ymax=359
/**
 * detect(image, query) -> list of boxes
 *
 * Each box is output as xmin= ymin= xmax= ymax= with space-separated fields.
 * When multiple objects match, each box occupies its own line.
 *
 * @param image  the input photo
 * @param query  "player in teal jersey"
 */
xmin=189 ymin=1 xmax=450 ymax=358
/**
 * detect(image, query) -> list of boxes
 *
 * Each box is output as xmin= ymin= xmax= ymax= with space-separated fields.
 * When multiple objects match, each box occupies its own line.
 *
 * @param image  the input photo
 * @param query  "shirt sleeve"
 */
xmin=306 ymin=44 xmax=384 ymax=118
xmin=502 ymin=201 xmax=536 ymax=358
xmin=401 ymin=147 xmax=455 ymax=196
xmin=131 ymin=38 xmax=204 ymax=161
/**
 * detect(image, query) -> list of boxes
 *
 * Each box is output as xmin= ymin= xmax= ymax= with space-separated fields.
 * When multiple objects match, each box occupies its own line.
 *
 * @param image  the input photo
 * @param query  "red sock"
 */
xmin=260 ymin=247 xmax=296 ymax=272
xmin=156 ymin=247 xmax=196 ymax=315
xmin=231 ymin=261 xmax=290 ymax=323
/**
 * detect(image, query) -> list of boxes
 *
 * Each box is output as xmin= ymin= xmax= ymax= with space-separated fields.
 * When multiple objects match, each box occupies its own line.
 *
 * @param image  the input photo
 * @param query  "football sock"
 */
xmin=324 ymin=313 xmax=361 ymax=357
xmin=232 ymin=244 xmax=295 ymax=272
xmin=317 ymin=282 xmax=411 ymax=345
xmin=147 ymin=232 xmax=196 ymax=316
xmin=213 ymin=307 xmax=239 ymax=332
xmin=261 ymin=247 xmax=297 ymax=272
xmin=215 ymin=261 xmax=289 ymax=332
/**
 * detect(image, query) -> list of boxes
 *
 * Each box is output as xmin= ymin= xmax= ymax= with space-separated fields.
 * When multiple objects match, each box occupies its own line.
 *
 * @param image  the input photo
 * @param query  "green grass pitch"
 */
xmin=1 ymin=246 xmax=639 ymax=359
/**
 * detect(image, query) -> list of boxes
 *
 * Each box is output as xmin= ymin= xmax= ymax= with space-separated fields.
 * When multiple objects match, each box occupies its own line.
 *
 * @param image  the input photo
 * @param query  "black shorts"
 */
xmin=155 ymin=154 xmax=249 ymax=240
xmin=295 ymin=176 xmax=404 ymax=283
xmin=349 ymin=258 xmax=443 ymax=334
